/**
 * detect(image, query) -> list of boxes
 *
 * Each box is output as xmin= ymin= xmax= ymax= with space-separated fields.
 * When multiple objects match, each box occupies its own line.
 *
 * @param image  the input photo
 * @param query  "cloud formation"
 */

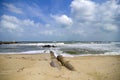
xmin=0 ymin=15 xmax=23 ymax=33
xmin=0 ymin=0 xmax=120 ymax=41
xmin=0 ymin=15 xmax=41 ymax=34
xmin=3 ymin=3 xmax=23 ymax=14
xmin=70 ymin=0 xmax=120 ymax=32
xmin=71 ymin=0 xmax=96 ymax=21
xmin=52 ymin=15 xmax=73 ymax=26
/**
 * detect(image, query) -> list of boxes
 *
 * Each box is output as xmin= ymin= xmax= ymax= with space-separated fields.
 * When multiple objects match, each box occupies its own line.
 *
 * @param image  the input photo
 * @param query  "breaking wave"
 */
xmin=0 ymin=42 xmax=120 ymax=56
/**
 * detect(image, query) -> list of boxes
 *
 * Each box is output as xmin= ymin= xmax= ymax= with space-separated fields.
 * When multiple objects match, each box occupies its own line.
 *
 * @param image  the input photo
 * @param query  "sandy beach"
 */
xmin=0 ymin=54 xmax=120 ymax=80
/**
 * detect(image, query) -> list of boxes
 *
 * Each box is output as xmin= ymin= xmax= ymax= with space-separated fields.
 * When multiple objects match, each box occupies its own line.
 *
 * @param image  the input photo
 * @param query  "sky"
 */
xmin=0 ymin=0 xmax=120 ymax=41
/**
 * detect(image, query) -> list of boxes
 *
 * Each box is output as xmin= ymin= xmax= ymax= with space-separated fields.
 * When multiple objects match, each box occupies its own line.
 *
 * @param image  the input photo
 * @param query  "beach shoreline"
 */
xmin=0 ymin=53 xmax=120 ymax=80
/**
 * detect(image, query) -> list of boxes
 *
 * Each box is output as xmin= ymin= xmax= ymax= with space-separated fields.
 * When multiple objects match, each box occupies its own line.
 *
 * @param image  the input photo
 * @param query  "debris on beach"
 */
xmin=50 ymin=51 xmax=75 ymax=71
xmin=50 ymin=51 xmax=62 ymax=70
xmin=57 ymin=55 xmax=75 ymax=71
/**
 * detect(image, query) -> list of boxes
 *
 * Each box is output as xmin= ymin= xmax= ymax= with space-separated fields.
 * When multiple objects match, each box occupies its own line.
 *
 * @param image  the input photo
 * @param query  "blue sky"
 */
xmin=0 ymin=0 xmax=120 ymax=41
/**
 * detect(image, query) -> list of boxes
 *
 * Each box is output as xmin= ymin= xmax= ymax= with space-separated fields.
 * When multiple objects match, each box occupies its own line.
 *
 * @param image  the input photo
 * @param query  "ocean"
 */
xmin=0 ymin=41 xmax=120 ymax=57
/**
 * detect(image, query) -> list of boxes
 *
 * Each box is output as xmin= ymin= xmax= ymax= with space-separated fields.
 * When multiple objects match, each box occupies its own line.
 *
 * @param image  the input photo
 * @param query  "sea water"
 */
xmin=0 ymin=41 xmax=120 ymax=57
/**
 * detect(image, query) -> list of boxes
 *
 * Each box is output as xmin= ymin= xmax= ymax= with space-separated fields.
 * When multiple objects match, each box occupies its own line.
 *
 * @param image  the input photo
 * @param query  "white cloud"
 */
xmin=3 ymin=3 xmax=23 ymax=14
xmin=24 ymin=4 xmax=52 ymax=24
xmin=72 ymin=29 xmax=86 ymax=36
xmin=52 ymin=15 xmax=73 ymax=26
xmin=1 ymin=0 xmax=120 ymax=41
xmin=48 ymin=0 xmax=120 ymax=40
xmin=39 ymin=30 xmax=55 ymax=35
xmin=0 ymin=15 xmax=23 ymax=33
xmin=70 ymin=0 xmax=120 ymax=34
xmin=39 ymin=28 xmax=64 ymax=36
xmin=70 ymin=0 xmax=96 ymax=21
xmin=103 ymin=24 xmax=118 ymax=32
xmin=0 ymin=15 xmax=41 ymax=33
xmin=98 ymin=0 xmax=119 ymax=22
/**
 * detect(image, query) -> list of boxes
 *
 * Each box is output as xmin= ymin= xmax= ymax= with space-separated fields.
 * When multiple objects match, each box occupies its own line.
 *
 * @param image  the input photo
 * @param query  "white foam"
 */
xmin=60 ymin=53 xmax=74 ymax=57
xmin=0 ymin=50 xmax=120 ymax=57
xmin=104 ymin=52 xmax=120 ymax=55
xmin=63 ymin=43 xmax=120 ymax=52
xmin=0 ymin=50 xmax=49 ymax=54
xmin=21 ymin=50 xmax=46 ymax=54
xmin=10 ymin=43 xmax=64 ymax=46
xmin=0 ymin=42 xmax=120 ymax=56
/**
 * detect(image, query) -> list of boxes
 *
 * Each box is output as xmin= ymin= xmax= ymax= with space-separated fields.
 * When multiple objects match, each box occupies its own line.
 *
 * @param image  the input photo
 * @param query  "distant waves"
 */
xmin=0 ymin=41 xmax=120 ymax=56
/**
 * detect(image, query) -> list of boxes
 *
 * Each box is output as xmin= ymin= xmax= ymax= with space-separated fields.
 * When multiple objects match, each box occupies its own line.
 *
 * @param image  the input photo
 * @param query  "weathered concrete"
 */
xmin=57 ymin=55 xmax=75 ymax=71
xmin=50 ymin=51 xmax=62 ymax=70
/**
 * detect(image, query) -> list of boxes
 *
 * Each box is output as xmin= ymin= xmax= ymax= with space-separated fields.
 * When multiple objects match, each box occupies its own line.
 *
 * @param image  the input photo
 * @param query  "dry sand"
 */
xmin=0 ymin=54 xmax=120 ymax=80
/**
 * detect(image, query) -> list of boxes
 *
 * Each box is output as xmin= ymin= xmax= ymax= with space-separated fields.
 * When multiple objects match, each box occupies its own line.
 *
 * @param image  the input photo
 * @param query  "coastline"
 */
xmin=0 ymin=53 xmax=120 ymax=80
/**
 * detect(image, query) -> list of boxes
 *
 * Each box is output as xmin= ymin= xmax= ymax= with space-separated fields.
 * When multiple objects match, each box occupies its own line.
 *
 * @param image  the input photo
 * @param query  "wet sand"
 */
xmin=0 ymin=54 xmax=120 ymax=80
